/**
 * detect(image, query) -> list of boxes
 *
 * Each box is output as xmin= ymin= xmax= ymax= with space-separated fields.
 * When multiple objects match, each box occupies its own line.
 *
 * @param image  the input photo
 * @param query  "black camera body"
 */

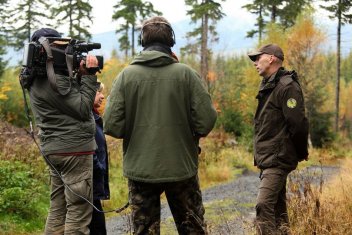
xmin=22 ymin=37 xmax=103 ymax=74
xmin=20 ymin=37 xmax=104 ymax=90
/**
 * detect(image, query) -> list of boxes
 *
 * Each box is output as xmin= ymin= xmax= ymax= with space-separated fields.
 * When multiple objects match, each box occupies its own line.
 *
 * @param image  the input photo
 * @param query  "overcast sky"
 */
xmin=89 ymin=0 xmax=254 ymax=34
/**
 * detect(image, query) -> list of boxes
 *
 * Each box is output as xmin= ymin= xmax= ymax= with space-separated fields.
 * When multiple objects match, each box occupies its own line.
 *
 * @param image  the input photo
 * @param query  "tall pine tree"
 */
xmin=52 ymin=0 xmax=93 ymax=40
xmin=320 ymin=0 xmax=352 ymax=132
xmin=0 ymin=36 xmax=6 ymax=76
xmin=0 ymin=0 xmax=9 ymax=75
xmin=182 ymin=0 xmax=225 ymax=87
xmin=242 ymin=0 xmax=265 ymax=42
xmin=242 ymin=0 xmax=310 ymax=42
xmin=7 ymin=0 xmax=50 ymax=50
xmin=112 ymin=0 xmax=160 ymax=58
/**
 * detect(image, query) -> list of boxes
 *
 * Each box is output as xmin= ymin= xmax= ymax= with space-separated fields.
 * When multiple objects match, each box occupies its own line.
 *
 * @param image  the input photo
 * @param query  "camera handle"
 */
xmin=38 ymin=37 xmax=73 ymax=96
xmin=19 ymin=81 xmax=129 ymax=214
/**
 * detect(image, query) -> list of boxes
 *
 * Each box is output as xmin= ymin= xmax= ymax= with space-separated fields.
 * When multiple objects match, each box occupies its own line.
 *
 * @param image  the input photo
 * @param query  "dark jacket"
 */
xmin=254 ymin=68 xmax=309 ymax=171
xmin=93 ymin=111 xmax=110 ymax=200
xmin=104 ymin=50 xmax=217 ymax=183
xmin=29 ymin=74 xmax=97 ymax=155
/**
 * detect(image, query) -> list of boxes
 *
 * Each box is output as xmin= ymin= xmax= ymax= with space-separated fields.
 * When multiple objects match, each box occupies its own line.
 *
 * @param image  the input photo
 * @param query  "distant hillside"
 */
xmin=90 ymin=17 xmax=257 ymax=60
xmin=3 ymin=17 xmax=352 ymax=66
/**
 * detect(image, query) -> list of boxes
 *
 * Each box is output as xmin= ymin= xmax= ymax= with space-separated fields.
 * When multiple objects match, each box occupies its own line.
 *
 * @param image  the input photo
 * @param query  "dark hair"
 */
xmin=141 ymin=16 xmax=175 ymax=47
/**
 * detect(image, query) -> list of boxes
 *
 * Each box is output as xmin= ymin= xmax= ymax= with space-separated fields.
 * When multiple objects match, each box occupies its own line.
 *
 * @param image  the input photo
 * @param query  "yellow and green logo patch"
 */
xmin=287 ymin=98 xmax=297 ymax=108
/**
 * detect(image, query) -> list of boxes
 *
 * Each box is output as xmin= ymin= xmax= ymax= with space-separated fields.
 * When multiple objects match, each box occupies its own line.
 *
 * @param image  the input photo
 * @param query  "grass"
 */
xmin=2 ymin=123 xmax=352 ymax=234
xmin=288 ymin=158 xmax=352 ymax=234
xmin=103 ymin=130 xmax=255 ymax=218
xmin=198 ymin=131 xmax=257 ymax=189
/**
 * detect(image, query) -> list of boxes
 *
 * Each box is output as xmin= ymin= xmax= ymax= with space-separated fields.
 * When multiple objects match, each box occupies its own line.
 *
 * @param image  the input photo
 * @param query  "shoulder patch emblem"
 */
xmin=287 ymin=98 xmax=297 ymax=108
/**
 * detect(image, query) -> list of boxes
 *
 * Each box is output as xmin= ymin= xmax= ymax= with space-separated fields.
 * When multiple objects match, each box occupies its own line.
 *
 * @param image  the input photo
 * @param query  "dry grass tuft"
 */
xmin=288 ymin=159 xmax=352 ymax=234
xmin=198 ymin=130 xmax=255 ymax=188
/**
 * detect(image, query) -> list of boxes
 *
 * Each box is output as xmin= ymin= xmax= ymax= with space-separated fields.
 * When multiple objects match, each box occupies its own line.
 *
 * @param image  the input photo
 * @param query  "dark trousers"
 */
xmin=128 ymin=175 xmax=207 ymax=235
xmin=89 ymin=199 xmax=107 ymax=235
xmin=256 ymin=168 xmax=291 ymax=235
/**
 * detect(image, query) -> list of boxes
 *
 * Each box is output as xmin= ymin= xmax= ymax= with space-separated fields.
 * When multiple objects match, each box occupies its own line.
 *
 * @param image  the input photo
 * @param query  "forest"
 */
xmin=1 ymin=0 xmax=352 ymax=234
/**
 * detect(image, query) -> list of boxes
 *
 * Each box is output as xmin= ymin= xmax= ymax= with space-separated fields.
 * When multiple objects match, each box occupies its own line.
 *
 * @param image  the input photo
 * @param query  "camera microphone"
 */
xmin=87 ymin=43 xmax=101 ymax=50
xmin=74 ymin=42 xmax=101 ymax=51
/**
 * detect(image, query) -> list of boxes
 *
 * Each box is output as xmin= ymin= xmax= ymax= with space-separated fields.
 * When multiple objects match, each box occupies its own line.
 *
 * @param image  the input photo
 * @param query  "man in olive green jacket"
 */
xmin=104 ymin=16 xmax=217 ymax=234
xmin=248 ymin=44 xmax=309 ymax=235
xmin=27 ymin=28 xmax=99 ymax=235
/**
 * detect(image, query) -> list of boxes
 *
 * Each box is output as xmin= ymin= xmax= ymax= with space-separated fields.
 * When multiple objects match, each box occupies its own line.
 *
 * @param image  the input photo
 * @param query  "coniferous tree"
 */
xmin=242 ymin=0 xmax=265 ymax=42
xmin=243 ymin=0 xmax=310 ymax=41
xmin=112 ymin=0 xmax=160 ymax=58
xmin=0 ymin=0 xmax=9 ymax=75
xmin=278 ymin=0 xmax=311 ymax=28
xmin=7 ymin=0 xmax=50 ymax=50
xmin=0 ymin=36 xmax=6 ymax=77
xmin=52 ymin=0 xmax=93 ymax=40
xmin=182 ymin=0 xmax=225 ymax=87
xmin=320 ymin=0 xmax=352 ymax=132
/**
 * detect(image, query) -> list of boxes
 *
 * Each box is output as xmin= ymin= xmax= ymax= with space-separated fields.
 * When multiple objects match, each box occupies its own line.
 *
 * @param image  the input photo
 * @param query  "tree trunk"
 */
xmin=335 ymin=0 xmax=342 ymax=133
xmin=26 ymin=4 xmax=31 ymax=42
xmin=69 ymin=0 xmax=73 ymax=37
xmin=271 ymin=5 xmax=277 ymax=22
xmin=201 ymin=8 xmax=209 ymax=88
xmin=258 ymin=4 xmax=263 ymax=43
xmin=125 ymin=25 xmax=128 ymax=60
xmin=131 ymin=23 xmax=135 ymax=56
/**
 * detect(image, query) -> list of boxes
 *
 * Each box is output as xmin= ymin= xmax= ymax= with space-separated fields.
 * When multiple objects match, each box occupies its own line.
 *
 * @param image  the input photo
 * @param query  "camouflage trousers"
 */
xmin=128 ymin=175 xmax=207 ymax=235
xmin=255 ymin=168 xmax=291 ymax=235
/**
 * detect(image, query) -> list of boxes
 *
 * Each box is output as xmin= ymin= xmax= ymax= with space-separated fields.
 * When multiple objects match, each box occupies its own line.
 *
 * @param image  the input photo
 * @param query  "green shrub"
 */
xmin=309 ymin=109 xmax=335 ymax=147
xmin=216 ymin=108 xmax=246 ymax=136
xmin=0 ymin=68 xmax=29 ymax=127
xmin=0 ymin=160 xmax=48 ymax=231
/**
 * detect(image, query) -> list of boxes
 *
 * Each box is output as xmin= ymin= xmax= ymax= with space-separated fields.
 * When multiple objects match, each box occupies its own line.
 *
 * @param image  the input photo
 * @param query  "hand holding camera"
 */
xmin=79 ymin=54 xmax=99 ymax=75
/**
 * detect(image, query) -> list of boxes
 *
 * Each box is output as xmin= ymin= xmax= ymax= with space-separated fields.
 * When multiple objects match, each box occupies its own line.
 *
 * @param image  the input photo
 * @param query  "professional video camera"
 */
xmin=20 ymin=37 xmax=104 ymax=91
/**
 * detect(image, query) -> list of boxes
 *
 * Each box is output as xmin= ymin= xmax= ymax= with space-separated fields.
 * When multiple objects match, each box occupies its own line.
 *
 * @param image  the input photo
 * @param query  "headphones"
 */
xmin=139 ymin=21 xmax=176 ymax=47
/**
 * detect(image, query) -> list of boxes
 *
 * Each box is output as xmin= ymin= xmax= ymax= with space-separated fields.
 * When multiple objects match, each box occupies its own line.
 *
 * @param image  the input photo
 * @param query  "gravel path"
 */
xmin=106 ymin=165 xmax=339 ymax=235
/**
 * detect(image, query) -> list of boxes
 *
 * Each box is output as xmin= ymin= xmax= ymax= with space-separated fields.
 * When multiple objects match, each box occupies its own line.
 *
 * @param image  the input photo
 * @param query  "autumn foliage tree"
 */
xmin=242 ymin=0 xmax=311 ymax=42
xmin=320 ymin=0 xmax=352 ymax=132
xmin=285 ymin=13 xmax=334 ymax=146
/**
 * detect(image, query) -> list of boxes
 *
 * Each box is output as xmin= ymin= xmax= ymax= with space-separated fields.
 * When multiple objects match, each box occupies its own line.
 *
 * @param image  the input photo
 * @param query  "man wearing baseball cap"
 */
xmin=248 ymin=44 xmax=309 ymax=234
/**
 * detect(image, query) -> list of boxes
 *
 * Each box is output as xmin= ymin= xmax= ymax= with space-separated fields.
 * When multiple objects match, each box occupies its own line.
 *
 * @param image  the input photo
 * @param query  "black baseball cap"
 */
xmin=31 ymin=28 xmax=61 ymax=42
xmin=248 ymin=44 xmax=284 ymax=62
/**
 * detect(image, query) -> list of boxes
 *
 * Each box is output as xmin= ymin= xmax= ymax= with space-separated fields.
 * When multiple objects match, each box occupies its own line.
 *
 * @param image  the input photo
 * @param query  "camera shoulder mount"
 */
xmin=38 ymin=36 xmax=70 ymax=95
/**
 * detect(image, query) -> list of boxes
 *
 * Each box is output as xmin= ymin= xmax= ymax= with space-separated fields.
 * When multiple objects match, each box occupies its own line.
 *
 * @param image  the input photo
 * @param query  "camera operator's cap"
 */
xmin=31 ymin=28 xmax=61 ymax=42
xmin=248 ymin=44 xmax=284 ymax=62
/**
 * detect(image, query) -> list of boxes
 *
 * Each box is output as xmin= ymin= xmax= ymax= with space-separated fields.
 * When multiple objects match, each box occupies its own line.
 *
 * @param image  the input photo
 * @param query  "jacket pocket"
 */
xmin=276 ymin=137 xmax=298 ymax=169
xmin=79 ymin=119 xmax=96 ymax=135
xmin=255 ymin=141 xmax=280 ymax=168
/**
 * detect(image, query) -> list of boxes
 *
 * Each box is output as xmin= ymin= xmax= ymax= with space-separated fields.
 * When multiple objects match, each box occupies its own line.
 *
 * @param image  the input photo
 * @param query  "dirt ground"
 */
xmin=106 ymin=165 xmax=339 ymax=235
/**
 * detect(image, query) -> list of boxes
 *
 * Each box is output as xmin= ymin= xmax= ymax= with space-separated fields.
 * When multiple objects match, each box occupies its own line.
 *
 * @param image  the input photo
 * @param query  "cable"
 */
xmin=30 ymin=132 xmax=129 ymax=214
xmin=20 ymin=76 xmax=129 ymax=214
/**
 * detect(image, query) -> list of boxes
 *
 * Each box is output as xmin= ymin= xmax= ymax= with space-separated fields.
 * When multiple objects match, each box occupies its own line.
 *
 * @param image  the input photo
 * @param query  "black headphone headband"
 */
xmin=140 ymin=21 xmax=176 ymax=47
xmin=141 ymin=21 xmax=172 ymax=30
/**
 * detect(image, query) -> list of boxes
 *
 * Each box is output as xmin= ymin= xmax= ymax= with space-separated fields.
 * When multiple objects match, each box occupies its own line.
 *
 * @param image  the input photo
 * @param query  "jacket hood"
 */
xmin=131 ymin=51 xmax=178 ymax=67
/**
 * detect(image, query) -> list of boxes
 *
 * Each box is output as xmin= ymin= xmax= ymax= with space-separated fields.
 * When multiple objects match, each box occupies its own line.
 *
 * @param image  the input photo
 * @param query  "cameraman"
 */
xmin=27 ymin=28 xmax=99 ymax=235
